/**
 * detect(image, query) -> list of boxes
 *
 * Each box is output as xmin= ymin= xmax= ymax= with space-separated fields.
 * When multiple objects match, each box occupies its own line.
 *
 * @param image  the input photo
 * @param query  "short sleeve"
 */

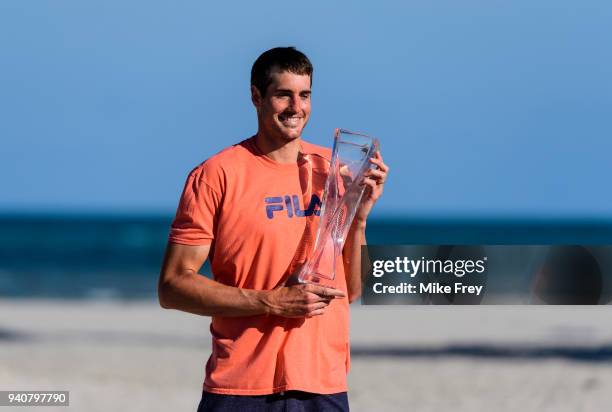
xmin=168 ymin=162 xmax=223 ymax=245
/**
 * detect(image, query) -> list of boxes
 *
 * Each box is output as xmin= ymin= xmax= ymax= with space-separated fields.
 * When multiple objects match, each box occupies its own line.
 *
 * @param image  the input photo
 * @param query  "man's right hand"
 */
xmin=263 ymin=283 xmax=346 ymax=318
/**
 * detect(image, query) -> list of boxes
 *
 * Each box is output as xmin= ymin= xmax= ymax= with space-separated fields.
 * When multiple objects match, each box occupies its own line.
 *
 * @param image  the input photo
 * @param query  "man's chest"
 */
xmin=214 ymin=167 xmax=327 ymax=249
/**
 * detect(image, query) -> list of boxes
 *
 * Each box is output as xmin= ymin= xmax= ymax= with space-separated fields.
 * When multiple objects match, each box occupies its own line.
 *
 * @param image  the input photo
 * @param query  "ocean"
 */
xmin=1 ymin=214 xmax=612 ymax=300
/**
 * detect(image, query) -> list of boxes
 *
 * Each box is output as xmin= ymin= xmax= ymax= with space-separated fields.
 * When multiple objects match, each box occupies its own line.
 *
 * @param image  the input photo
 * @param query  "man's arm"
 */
xmin=158 ymin=242 xmax=345 ymax=317
xmin=342 ymin=151 xmax=389 ymax=303
xmin=342 ymin=222 xmax=366 ymax=303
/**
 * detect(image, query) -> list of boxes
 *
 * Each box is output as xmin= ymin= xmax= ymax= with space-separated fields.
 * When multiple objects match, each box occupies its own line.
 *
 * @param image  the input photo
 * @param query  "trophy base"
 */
xmin=299 ymin=271 xmax=335 ymax=286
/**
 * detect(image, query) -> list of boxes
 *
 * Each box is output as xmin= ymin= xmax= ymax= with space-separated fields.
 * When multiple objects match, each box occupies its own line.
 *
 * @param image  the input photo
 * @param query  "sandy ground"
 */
xmin=1 ymin=300 xmax=611 ymax=411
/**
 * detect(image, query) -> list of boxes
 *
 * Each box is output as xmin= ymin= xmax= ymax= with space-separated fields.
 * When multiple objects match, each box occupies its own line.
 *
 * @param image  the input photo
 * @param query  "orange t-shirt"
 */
xmin=168 ymin=136 xmax=350 ymax=395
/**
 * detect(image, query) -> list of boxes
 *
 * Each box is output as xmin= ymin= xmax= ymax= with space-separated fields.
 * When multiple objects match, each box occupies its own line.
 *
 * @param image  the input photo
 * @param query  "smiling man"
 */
xmin=158 ymin=47 xmax=388 ymax=411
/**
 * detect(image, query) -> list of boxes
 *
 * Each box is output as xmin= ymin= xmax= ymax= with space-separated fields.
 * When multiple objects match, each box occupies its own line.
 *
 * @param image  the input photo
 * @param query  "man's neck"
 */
xmin=254 ymin=132 xmax=302 ymax=164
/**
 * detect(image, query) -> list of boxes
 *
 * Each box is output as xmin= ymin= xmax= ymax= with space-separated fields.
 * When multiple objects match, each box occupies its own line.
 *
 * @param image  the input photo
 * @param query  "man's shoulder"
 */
xmin=189 ymin=137 xmax=254 ymax=177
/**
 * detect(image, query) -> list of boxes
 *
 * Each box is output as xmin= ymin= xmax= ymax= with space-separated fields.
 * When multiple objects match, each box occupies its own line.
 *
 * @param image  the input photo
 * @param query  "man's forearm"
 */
xmin=159 ymin=242 xmax=346 ymax=318
xmin=342 ymin=221 xmax=367 ymax=303
xmin=159 ymin=271 xmax=270 ymax=317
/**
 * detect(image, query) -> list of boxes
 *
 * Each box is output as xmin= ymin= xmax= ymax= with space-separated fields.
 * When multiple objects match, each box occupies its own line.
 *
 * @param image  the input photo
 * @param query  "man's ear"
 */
xmin=251 ymin=85 xmax=262 ymax=109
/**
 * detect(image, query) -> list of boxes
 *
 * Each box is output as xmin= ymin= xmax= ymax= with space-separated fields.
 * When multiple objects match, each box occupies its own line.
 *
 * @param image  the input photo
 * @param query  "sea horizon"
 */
xmin=2 ymin=212 xmax=612 ymax=301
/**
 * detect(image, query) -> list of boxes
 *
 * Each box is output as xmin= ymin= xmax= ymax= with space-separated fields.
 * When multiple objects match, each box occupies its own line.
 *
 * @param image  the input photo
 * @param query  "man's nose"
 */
xmin=288 ymin=94 xmax=301 ymax=112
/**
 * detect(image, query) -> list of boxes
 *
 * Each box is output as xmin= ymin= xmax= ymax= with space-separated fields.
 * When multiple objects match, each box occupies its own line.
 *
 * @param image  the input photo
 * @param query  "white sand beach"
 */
xmin=1 ymin=300 xmax=611 ymax=411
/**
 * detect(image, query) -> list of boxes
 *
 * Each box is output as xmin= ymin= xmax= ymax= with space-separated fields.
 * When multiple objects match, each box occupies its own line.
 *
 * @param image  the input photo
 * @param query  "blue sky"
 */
xmin=1 ymin=1 xmax=611 ymax=217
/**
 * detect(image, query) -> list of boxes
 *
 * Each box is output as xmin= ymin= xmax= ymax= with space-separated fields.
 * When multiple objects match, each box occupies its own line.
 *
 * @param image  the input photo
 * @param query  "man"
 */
xmin=158 ymin=47 xmax=388 ymax=411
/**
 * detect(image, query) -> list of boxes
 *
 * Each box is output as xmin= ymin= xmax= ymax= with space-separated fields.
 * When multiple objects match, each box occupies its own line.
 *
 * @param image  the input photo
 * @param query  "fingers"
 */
xmin=366 ymin=152 xmax=389 ymax=190
xmin=296 ymin=297 xmax=329 ymax=318
xmin=306 ymin=308 xmax=326 ymax=318
xmin=361 ymin=177 xmax=375 ymax=188
xmin=365 ymin=169 xmax=386 ymax=183
xmin=304 ymin=284 xmax=346 ymax=299
xmin=308 ymin=301 xmax=328 ymax=311
xmin=361 ymin=178 xmax=379 ymax=198
xmin=276 ymin=284 xmax=347 ymax=318
xmin=369 ymin=152 xmax=389 ymax=174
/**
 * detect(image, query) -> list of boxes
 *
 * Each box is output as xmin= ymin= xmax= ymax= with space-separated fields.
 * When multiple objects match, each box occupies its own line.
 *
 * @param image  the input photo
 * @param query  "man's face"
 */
xmin=252 ymin=68 xmax=312 ymax=142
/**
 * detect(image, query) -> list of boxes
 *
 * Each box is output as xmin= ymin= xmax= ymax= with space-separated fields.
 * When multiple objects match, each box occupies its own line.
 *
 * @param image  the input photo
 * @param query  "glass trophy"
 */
xmin=297 ymin=129 xmax=379 ymax=284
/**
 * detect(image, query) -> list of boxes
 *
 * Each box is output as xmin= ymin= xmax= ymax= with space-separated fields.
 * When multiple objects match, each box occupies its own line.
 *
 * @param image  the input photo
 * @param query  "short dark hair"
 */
xmin=251 ymin=47 xmax=313 ymax=96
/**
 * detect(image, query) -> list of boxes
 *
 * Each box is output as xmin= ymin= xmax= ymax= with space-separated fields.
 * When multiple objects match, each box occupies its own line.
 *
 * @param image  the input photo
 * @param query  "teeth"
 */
xmin=281 ymin=116 xmax=301 ymax=127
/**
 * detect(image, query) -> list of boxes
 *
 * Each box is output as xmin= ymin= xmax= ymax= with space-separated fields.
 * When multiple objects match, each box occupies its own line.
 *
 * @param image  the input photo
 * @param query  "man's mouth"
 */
xmin=278 ymin=114 xmax=303 ymax=128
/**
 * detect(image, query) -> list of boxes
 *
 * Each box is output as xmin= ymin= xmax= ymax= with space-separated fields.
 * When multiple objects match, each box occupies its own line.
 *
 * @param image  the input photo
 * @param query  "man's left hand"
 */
xmin=354 ymin=151 xmax=389 ymax=225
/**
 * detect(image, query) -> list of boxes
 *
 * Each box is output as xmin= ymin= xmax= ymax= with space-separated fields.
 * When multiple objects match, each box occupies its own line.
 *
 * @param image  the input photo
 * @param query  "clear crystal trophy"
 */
xmin=298 ymin=129 xmax=379 ymax=284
